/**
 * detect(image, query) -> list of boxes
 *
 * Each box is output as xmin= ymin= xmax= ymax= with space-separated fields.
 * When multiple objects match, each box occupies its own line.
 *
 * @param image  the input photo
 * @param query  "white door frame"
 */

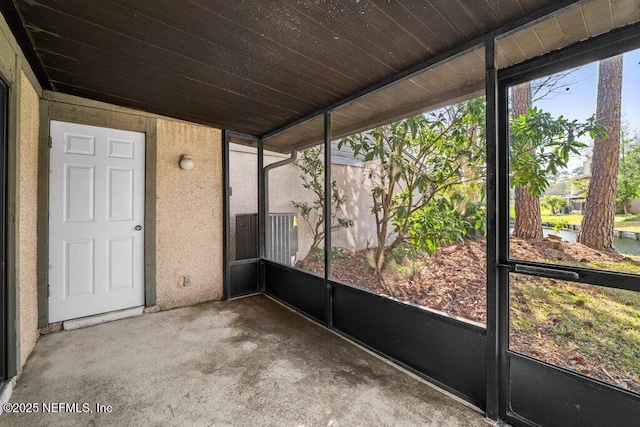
xmin=37 ymin=105 xmax=158 ymax=327
xmin=48 ymin=120 xmax=146 ymax=322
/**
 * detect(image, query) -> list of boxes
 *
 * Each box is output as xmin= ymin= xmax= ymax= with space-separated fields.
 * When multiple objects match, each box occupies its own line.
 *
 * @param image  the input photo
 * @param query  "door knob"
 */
xmin=135 ymin=225 xmax=142 ymax=231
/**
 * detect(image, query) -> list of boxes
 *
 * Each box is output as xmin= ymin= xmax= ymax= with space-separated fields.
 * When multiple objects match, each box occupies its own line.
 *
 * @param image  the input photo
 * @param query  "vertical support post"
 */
xmin=496 ymin=54 xmax=511 ymax=423
xmin=222 ymin=130 xmax=231 ymax=300
xmin=324 ymin=112 xmax=332 ymax=327
xmin=37 ymin=98 xmax=49 ymax=328
xmin=485 ymin=38 xmax=500 ymax=421
xmin=257 ymin=139 xmax=266 ymax=292
xmin=0 ymin=78 xmax=10 ymax=379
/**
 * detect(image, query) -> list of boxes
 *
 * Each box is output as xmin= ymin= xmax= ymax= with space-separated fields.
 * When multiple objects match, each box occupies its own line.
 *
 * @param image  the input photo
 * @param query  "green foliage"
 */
xmin=339 ymin=97 xmax=487 ymax=266
xmin=552 ymin=219 xmax=568 ymax=233
xmin=617 ymin=134 xmax=640 ymax=213
xmin=570 ymin=177 xmax=589 ymax=196
xmin=402 ymin=198 xmax=468 ymax=252
xmin=541 ymin=195 xmax=568 ymax=215
xmin=509 ymin=107 xmax=606 ymax=197
xmin=400 ymin=195 xmax=487 ymax=253
xmin=291 ymin=146 xmax=353 ymax=255
xmin=622 ymin=213 xmax=640 ymax=222
xmin=308 ymin=246 xmax=348 ymax=263
xmin=387 ymin=243 xmax=424 ymax=265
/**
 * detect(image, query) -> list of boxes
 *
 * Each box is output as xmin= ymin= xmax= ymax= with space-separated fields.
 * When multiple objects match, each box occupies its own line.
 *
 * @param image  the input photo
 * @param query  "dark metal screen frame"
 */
xmin=250 ymin=10 xmax=640 ymax=427
xmin=496 ymin=22 xmax=640 ymax=426
xmin=223 ymin=130 xmax=262 ymax=299
xmin=0 ymin=76 xmax=8 ymax=381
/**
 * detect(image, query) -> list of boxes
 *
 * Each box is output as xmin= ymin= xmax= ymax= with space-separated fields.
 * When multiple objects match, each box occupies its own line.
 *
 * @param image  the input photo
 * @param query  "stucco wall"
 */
xmin=229 ymin=147 xmax=330 ymax=263
xmin=0 ymin=12 xmax=43 ymax=376
xmin=156 ymin=120 xmax=223 ymax=309
xmin=330 ymin=163 xmax=377 ymax=252
xmin=266 ymin=156 xmax=318 ymax=261
xmin=18 ymin=72 xmax=39 ymax=367
xmin=229 ymin=147 xmax=378 ymax=262
xmin=229 ymin=149 xmax=258 ymax=260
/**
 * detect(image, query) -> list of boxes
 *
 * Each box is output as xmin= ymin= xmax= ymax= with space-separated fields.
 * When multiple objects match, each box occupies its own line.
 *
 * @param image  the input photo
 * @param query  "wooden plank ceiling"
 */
xmin=4 ymin=0 xmax=639 ymax=151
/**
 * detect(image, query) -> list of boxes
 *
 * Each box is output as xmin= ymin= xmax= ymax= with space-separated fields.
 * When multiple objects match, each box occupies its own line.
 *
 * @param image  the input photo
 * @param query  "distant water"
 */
xmin=509 ymin=227 xmax=640 ymax=256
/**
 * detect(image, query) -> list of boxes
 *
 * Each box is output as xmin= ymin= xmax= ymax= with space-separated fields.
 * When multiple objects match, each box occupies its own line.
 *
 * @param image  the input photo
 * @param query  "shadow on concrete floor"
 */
xmin=1 ymin=295 xmax=488 ymax=426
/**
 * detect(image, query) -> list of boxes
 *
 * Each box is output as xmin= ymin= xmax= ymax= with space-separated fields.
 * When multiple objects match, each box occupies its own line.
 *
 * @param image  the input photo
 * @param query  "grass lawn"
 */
xmin=540 ymin=214 xmax=640 ymax=233
xmin=511 ymin=271 xmax=640 ymax=391
xmin=316 ymin=236 xmax=640 ymax=391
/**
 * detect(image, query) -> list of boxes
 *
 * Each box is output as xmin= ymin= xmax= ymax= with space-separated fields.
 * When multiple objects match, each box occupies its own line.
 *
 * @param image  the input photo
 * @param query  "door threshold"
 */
xmin=63 ymin=306 xmax=144 ymax=331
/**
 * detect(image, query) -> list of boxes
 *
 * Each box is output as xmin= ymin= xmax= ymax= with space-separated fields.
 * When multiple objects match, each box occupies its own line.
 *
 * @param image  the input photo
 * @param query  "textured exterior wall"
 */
xmin=229 ymin=149 xmax=257 ymax=260
xmin=265 ymin=157 xmax=317 ymax=261
xmin=18 ymin=72 xmax=40 ymax=366
xmin=330 ymin=164 xmax=377 ymax=252
xmin=0 ymin=7 xmax=43 ymax=376
xmin=229 ymin=147 xmax=377 ymax=262
xmin=156 ymin=120 xmax=223 ymax=309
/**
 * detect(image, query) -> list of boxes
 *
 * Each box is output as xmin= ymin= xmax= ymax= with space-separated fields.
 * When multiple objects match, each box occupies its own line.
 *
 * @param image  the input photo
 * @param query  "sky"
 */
xmin=530 ymin=48 xmax=640 ymax=171
xmin=534 ymin=48 xmax=640 ymax=136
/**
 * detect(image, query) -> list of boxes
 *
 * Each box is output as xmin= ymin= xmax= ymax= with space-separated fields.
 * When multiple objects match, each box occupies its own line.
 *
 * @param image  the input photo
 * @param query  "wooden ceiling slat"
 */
xmin=497 ymin=35 xmax=528 ymax=68
xmin=516 ymin=0 xmax=553 ymax=14
xmin=10 ymin=0 xmax=619 ymax=140
xmin=426 ymin=0 xmax=484 ymax=39
xmin=35 ymin=41 xmax=300 ymax=124
xmin=51 ymin=80 xmax=270 ymax=135
xmin=582 ymin=0 xmax=615 ymax=37
xmin=533 ymin=17 xmax=567 ymax=52
xmin=107 ymin=0 xmax=362 ymax=100
xmin=46 ymin=67 xmax=278 ymax=131
xmin=222 ymin=0 xmax=402 ymax=75
xmin=329 ymin=49 xmax=485 ymax=142
xmin=555 ymin=5 xmax=589 ymax=43
xmin=457 ymin=0 xmax=503 ymax=29
xmin=510 ymin=27 xmax=547 ymax=60
xmin=43 ymin=52 xmax=293 ymax=125
xmin=263 ymin=116 xmax=324 ymax=152
xmin=395 ymin=1 xmax=464 ymax=48
xmin=487 ymin=0 xmax=529 ymax=24
xmin=282 ymin=0 xmax=411 ymax=75
xmin=334 ymin=0 xmax=429 ymax=62
xmin=611 ymin=0 xmax=640 ymax=29
xmin=24 ymin=1 xmax=345 ymax=110
xmin=170 ymin=0 xmax=386 ymax=86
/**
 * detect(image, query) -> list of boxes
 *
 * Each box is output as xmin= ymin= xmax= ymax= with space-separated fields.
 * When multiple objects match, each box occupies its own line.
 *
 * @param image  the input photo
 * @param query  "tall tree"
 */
xmin=510 ymin=107 xmax=601 ymax=230
xmin=578 ymin=55 xmax=623 ymax=251
xmin=339 ymin=99 xmax=486 ymax=270
xmin=511 ymin=83 xmax=542 ymax=239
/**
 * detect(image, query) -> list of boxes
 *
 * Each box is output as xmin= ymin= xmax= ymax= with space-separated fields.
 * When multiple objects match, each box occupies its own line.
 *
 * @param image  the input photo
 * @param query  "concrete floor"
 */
xmin=1 ymin=295 xmax=489 ymax=426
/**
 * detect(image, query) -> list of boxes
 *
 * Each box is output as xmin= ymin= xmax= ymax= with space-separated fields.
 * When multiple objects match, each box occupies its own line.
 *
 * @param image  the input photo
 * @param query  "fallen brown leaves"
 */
xmin=296 ymin=236 xmax=639 ymax=393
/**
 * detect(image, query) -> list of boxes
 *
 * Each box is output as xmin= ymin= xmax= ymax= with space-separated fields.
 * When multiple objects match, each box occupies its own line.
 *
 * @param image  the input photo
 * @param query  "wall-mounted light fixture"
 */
xmin=179 ymin=154 xmax=194 ymax=170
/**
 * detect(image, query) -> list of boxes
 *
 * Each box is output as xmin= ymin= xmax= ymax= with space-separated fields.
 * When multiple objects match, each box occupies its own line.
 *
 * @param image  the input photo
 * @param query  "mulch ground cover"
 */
xmin=297 ymin=236 xmax=639 ymax=393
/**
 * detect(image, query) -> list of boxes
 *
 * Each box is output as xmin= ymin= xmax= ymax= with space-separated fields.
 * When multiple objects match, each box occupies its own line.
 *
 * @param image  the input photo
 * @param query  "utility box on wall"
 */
xmin=267 ymin=212 xmax=298 ymax=266
xmin=235 ymin=213 xmax=298 ymax=265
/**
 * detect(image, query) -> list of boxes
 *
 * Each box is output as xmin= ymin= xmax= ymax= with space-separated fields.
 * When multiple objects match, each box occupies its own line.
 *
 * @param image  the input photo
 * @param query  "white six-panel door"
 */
xmin=49 ymin=121 xmax=145 ymax=322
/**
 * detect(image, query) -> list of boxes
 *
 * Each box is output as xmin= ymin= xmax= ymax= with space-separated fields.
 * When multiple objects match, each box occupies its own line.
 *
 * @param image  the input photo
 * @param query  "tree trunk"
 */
xmin=578 ymin=55 xmax=623 ymax=251
xmin=511 ymin=82 xmax=543 ymax=239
